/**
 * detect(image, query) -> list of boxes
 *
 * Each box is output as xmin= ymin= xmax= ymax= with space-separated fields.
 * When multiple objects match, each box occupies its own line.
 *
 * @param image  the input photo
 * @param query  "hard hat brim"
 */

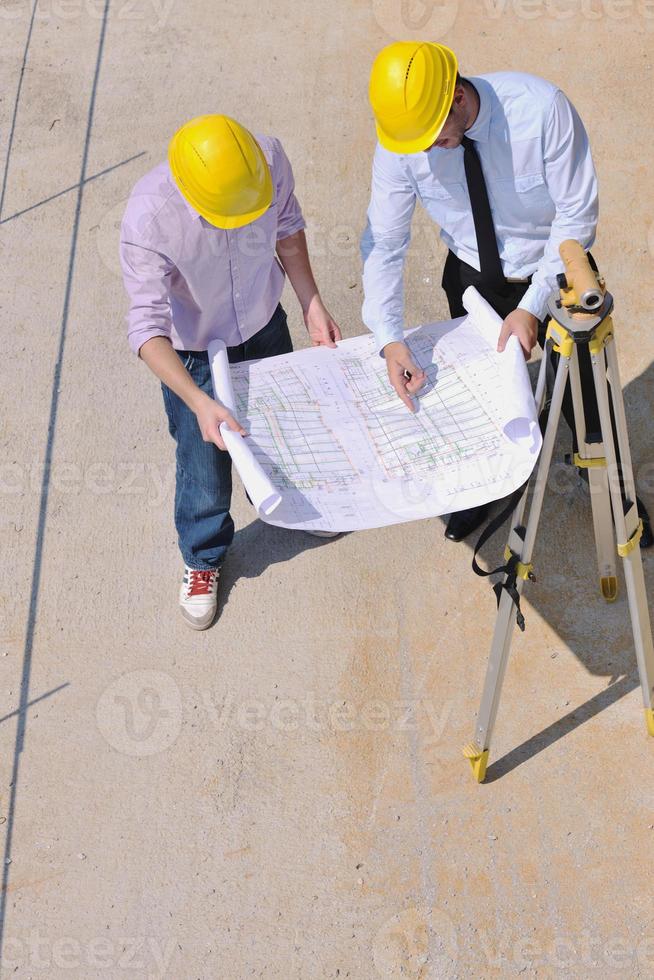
xmin=373 ymin=42 xmax=458 ymax=154
xmin=167 ymin=126 xmax=274 ymax=229
xmin=194 ymin=174 xmax=273 ymax=229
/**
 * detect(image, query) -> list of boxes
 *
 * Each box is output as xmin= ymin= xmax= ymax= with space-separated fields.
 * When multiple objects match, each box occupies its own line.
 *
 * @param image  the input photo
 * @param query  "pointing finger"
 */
xmin=391 ymin=378 xmax=416 ymax=413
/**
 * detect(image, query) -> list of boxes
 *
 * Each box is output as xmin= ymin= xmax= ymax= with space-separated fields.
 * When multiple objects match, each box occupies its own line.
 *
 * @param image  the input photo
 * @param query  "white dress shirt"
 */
xmin=361 ymin=72 xmax=599 ymax=351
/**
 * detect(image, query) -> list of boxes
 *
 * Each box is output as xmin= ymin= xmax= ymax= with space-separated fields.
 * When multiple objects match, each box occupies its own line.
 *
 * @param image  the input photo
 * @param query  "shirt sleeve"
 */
xmin=120 ymin=208 xmax=175 ymax=356
xmin=271 ymin=138 xmax=306 ymax=241
xmin=518 ymin=90 xmax=599 ymax=321
xmin=360 ymin=144 xmax=417 ymax=353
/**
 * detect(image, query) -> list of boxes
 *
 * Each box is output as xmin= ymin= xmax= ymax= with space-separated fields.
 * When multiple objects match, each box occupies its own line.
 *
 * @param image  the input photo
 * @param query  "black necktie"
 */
xmin=461 ymin=135 xmax=504 ymax=289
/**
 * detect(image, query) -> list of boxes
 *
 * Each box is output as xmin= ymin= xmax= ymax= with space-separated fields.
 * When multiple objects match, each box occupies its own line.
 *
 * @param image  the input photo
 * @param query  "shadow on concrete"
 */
xmin=464 ymin=357 xmax=654 ymax=779
xmin=0 ymin=151 xmax=146 ymax=225
xmin=484 ymin=674 xmax=637 ymax=782
xmin=210 ymin=359 xmax=653 ymax=777
xmin=0 ymin=683 xmax=70 ymax=727
xmin=0 ymin=0 xmax=112 ymax=958
xmin=217 ymin=520 xmax=343 ymax=619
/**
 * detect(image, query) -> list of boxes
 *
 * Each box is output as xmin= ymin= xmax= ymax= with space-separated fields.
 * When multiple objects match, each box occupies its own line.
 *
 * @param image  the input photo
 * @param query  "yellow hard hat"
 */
xmin=369 ymin=42 xmax=458 ymax=154
xmin=168 ymin=114 xmax=273 ymax=228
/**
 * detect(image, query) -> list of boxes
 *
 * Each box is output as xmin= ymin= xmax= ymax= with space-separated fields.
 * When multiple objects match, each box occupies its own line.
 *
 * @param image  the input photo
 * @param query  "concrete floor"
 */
xmin=2 ymin=1 xmax=654 ymax=976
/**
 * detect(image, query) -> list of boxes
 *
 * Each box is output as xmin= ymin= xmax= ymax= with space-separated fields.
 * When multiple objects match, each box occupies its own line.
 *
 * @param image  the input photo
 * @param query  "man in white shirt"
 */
xmin=361 ymin=41 xmax=651 ymax=546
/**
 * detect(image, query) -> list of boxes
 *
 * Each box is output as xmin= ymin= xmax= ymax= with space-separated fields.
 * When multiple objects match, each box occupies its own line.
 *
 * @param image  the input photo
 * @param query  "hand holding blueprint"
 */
xmin=208 ymin=287 xmax=542 ymax=532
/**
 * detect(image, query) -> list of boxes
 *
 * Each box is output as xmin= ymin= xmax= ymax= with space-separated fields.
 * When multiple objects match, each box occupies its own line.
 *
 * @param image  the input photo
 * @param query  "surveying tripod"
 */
xmin=463 ymin=240 xmax=654 ymax=783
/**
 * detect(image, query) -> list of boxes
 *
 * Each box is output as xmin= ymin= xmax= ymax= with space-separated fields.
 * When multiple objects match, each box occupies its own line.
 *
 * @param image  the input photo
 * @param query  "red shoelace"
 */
xmin=187 ymin=570 xmax=216 ymax=597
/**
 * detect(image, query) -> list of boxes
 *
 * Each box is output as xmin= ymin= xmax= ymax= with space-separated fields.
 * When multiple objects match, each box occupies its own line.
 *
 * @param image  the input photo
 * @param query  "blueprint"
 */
xmin=208 ymin=288 xmax=542 ymax=532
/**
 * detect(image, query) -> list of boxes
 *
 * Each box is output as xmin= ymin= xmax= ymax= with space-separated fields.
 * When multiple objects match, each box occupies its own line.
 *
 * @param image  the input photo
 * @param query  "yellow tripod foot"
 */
xmin=645 ymin=709 xmax=654 ymax=738
xmin=600 ymin=576 xmax=618 ymax=602
xmin=463 ymin=742 xmax=489 ymax=783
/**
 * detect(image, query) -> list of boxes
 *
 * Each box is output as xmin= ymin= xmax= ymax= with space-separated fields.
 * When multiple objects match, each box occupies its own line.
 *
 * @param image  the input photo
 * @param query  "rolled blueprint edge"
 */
xmin=208 ymin=341 xmax=283 ymax=518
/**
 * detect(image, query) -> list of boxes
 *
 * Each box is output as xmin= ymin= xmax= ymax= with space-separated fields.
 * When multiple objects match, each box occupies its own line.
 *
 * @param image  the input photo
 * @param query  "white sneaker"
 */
xmin=179 ymin=566 xmax=220 ymax=630
xmin=305 ymin=530 xmax=341 ymax=538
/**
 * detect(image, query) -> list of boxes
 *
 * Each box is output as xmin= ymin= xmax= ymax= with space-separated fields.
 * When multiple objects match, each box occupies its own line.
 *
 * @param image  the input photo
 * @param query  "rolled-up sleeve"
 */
xmin=120 ymin=210 xmax=174 ymax=355
xmin=361 ymin=144 xmax=417 ymax=353
xmin=271 ymin=138 xmax=306 ymax=241
xmin=518 ymin=90 xmax=599 ymax=321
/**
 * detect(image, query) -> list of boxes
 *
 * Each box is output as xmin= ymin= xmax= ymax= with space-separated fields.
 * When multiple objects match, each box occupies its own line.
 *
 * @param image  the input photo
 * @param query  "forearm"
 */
xmin=276 ymin=230 xmax=319 ymax=312
xmin=139 ymin=336 xmax=209 ymax=413
xmin=361 ymin=224 xmax=410 ymax=354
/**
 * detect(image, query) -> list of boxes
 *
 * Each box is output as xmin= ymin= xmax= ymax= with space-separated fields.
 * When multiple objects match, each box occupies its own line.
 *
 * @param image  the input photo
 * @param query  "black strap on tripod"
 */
xmin=471 ymin=485 xmax=530 ymax=631
xmin=470 ymin=396 xmax=551 ymax=631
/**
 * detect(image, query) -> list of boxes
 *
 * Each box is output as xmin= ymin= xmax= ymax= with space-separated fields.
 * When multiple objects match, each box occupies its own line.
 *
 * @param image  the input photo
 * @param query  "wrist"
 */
xmin=189 ymin=387 xmax=211 ymax=414
xmin=301 ymin=290 xmax=322 ymax=317
xmin=382 ymin=341 xmax=406 ymax=359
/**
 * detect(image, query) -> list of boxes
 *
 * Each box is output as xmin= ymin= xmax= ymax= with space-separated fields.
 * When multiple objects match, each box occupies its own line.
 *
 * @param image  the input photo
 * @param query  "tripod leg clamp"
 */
xmin=573 ymin=453 xmax=606 ymax=469
xmin=503 ymin=546 xmax=535 ymax=582
xmin=545 ymin=321 xmax=575 ymax=358
xmin=463 ymin=742 xmax=489 ymax=783
xmin=617 ymin=520 xmax=643 ymax=558
xmin=588 ymin=317 xmax=614 ymax=354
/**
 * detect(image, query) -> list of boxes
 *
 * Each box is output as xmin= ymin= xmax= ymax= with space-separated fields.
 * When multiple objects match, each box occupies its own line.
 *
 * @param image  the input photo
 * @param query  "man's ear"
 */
xmin=452 ymin=84 xmax=467 ymax=108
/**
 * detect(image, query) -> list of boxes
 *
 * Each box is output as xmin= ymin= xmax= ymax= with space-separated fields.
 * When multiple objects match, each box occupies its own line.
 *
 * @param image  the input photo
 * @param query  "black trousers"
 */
xmin=441 ymin=250 xmax=619 ymax=464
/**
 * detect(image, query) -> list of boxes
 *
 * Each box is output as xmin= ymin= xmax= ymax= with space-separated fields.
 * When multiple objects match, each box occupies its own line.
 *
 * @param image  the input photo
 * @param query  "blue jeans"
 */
xmin=161 ymin=304 xmax=293 ymax=569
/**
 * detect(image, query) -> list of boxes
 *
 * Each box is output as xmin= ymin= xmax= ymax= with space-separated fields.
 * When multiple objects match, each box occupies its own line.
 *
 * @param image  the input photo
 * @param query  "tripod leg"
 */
xmin=464 ymin=353 xmax=568 ymax=782
xmin=595 ymin=338 xmax=654 ymax=730
xmin=568 ymin=347 xmax=618 ymax=601
xmin=588 ymin=466 xmax=619 ymax=600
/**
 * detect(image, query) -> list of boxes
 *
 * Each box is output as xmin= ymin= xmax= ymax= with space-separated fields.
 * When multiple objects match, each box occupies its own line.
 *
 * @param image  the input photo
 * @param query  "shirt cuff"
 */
xmin=276 ymin=216 xmax=306 ymax=241
xmin=129 ymin=328 xmax=171 ymax=356
xmin=517 ymin=282 xmax=552 ymax=322
xmin=374 ymin=323 xmax=405 ymax=357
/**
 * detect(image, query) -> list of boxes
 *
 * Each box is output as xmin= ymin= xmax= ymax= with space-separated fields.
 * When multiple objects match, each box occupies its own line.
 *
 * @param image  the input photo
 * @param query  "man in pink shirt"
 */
xmin=121 ymin=115 xmax=341 ymax=630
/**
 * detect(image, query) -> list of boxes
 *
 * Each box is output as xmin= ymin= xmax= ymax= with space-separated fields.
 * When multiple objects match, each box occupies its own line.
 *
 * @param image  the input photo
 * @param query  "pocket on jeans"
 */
xmin=161 ymin=384 xmax=177 ymax=437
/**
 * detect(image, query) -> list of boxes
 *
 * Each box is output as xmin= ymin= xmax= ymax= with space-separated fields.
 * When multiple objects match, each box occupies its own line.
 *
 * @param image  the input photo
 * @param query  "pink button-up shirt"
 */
xmin=120 ymin=135 xmax=306 ymax=354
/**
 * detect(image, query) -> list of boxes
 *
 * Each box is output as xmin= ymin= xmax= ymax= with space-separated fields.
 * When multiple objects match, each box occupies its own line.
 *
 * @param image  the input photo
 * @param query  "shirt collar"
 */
xmin=463 ymin=77 xmax=491 ymax=143
xmin=167 ymin=162 xmax=202 ymax=220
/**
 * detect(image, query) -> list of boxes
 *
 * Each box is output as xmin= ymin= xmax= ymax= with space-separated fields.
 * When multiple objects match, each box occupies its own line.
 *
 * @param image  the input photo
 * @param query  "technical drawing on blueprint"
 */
xmin=209 ymin=288 xmax=542 ymax=532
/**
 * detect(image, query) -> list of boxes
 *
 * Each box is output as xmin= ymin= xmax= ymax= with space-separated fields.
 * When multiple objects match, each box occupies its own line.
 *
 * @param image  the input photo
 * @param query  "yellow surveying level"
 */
xmin=464 ymin=240 xmax=654 ymax=783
